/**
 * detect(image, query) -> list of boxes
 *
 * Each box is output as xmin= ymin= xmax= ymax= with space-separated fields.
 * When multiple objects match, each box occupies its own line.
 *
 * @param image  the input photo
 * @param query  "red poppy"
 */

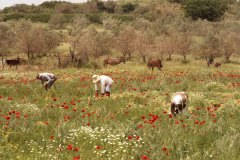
xmin=5 ymin=116 xmax=10 ymax=120
xmin=162 ymin=146 xmax=167 ymax=152
xmin=67 ymin=144 xmax=73 ymax=150
xmin=141 ymin=155 xmax=150 ymax=160
xmin=73 ymin=156 xmax=80 ymax=160
xmin=74 ymin=147 xmax=79 ymax=151
xmin=128 ymin=136 xmax=133 ymax=140
xmin=194 ymin=120 xmax=199 ymax=125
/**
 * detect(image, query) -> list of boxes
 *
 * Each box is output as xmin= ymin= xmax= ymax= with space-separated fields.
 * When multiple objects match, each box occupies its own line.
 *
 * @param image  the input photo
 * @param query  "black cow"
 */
xmin=4 ymin=57 xmax=21 ymax=69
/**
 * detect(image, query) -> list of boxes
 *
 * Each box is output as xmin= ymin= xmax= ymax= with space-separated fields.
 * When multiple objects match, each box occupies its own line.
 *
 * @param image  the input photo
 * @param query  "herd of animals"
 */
xmin=2 ymin=56 xmax=222 ymax=70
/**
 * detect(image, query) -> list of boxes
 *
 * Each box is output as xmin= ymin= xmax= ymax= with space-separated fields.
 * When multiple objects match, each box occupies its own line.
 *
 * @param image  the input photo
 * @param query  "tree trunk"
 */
xmin=57 ymin=52 xmax=61 ymax=68
xmin=1 ymin=54 xmax=4 ymax=70
xmin=142 ymin=55 xmax=146 ymax=63
xmin=168 ymin=54 xmax=172 ymax=60
xmin=183 ymin=54 xmax=187 ymax=61
xmin=224 ymin=52 xmax=231 ymax=63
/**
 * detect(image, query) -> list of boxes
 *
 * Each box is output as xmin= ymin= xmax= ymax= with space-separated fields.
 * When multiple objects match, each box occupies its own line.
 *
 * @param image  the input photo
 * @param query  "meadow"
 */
xmin=0 ymin=59 xmax=240 ymax=160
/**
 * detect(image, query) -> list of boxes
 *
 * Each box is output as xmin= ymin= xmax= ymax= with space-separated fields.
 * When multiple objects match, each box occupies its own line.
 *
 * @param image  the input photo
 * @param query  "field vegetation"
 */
xmin=0 ymin=0 xmax=240 ymax=159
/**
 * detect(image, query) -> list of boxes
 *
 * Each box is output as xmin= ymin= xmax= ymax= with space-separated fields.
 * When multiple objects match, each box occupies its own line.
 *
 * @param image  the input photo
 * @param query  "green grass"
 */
xmin=0 ymin=60 xmax=240 ymax=160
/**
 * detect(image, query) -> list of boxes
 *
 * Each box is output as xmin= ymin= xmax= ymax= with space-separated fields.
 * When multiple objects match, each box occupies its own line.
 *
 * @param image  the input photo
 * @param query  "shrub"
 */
xmin=183 ymin=0 xmax=228 ymax=21
xmin=112 ymin=14 xmax=135 ymax=22
xmin=168 ymin=0 xmax=184 ymax=3
xmin=86 ymin=13 xmax=102 ymax=24
xmin=122 ymin=3 xmax=136 ymax=13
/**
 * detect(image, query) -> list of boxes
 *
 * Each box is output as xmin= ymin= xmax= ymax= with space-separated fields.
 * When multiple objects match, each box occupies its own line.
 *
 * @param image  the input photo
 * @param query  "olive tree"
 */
xmin=183 ymin=0 xmax=228 ymax=21
xmin=0 ymin=22 xmax=14 ymax=68
xmin=116 ymin=26 xmax=136 ymax=58
xmin=15 ymin=20 xmax=61 ymax=60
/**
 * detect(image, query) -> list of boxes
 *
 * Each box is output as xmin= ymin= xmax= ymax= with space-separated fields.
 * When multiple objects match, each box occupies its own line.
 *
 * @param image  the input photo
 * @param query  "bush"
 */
xmin=122 ymin=3 xmax=136 ymax=13
xmin=168 ymin=0 xmax=184 ymax=3
xmin=86 ymin=13 xmax=102 ymax=24
xmin=112 ymin=14 xmax=135 ymax=22
xmin=2 ymin=13 xmax=51 ymax=23
xmin=183 ymin=0 xmax=228 ymax=21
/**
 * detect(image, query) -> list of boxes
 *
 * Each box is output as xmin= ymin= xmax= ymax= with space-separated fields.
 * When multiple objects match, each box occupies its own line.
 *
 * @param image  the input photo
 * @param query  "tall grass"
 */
xmin=0 ymin=60 xmax=240 ymax=159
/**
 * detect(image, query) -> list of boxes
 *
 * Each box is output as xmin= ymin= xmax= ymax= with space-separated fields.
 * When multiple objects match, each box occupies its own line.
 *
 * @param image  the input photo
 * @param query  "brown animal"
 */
xmin=147 ymin=58 xmax=163 ymax=71
xmin=4 ymin=57 xmax=21 ymax=69
xmin=103 ymin=57 xmax=125 ymax=66
xmin=214 ymin=62 xmax=222 ymax=68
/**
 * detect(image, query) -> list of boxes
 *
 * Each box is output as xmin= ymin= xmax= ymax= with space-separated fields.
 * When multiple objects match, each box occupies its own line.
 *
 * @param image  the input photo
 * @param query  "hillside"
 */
xmin=0 ymin=0 xmax=240 ymax=69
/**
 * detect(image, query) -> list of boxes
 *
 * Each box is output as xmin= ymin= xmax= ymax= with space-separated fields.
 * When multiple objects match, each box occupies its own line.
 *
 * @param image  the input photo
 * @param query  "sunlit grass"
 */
xmin=0 ymin=60 xmax=240 ymax=159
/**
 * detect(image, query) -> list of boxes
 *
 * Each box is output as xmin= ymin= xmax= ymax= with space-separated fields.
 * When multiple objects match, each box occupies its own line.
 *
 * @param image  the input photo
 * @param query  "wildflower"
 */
xmin=67 ymin=144 xmax=73 ymax=150
xmin=194 ymin=120 xmax=199 ymax=125
xmin=95 ymin=146 xmax=101 ymax=150
xmin=141 ymin=155 xmax=150 ymax=160
xmin=200 ymin=120 xmax=206 ymax=125
xmin=141 ymin=115 xmax=146 ymax=120
xmin=128 ymin=136 xmax=133 ymax=140
xmin=168 ymin=114 xmax=173 ymax=118
xmin=74 ymin=147 xmax=80 ymax=151
xmin=5 ymin=116 xmax=10 ymax=120
xmin=137 ymin=124 xmax=143 ymax=129
xmin=162 ymin=146 xmax=167 ymax=152
xmin=73 ymin=156 xmax=80 ymax=160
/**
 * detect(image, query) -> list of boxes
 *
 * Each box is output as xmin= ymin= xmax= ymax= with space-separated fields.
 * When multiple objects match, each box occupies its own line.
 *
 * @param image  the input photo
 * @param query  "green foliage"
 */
xmin=122 ymin=3 xmax=136 ymax=13
xmin=112 ymin=14 xmax=135 ymax=22
xmin=168 ymin=0 xmax=184 ymax=3
xmin=2 ymin=13 xmax=51 ymax=23
xmin=1 ymin=62 xmax=240 ymax=159
xmin=86 ymin=13 xmax=102 ymax=24
xmin=183 ymin=0 xmax=228 ymax=21
xmin=40 ymin=1 xmax=70 ymax=9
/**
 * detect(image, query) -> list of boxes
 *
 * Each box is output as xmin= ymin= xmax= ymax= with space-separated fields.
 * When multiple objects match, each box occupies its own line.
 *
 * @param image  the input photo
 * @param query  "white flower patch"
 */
xmin=67 ymin=126 xmax=145 ymax=159
xmin=15 ymin=103 xmax=40 ymax=113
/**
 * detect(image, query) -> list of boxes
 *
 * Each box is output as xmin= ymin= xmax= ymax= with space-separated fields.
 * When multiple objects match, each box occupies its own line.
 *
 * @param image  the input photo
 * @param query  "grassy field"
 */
xmin=0 ymin=59 xmax=240 ymax=160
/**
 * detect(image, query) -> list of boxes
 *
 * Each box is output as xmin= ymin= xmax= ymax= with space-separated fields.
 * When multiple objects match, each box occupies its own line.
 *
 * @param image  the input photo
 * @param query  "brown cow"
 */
xmin=214 ymin=62 xmax=222 ymax=68
xmin=103 ymin=57 xmax=125 ymax=66
xmin=147 ymin=58 xmax=163 ymax=71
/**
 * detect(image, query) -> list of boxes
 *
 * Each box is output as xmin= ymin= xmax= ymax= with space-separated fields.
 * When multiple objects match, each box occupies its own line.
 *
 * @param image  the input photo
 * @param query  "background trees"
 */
xmin=183 ymin=0 xmax=228 ymax=21
xmin=0 ymin=22 xmax=14 ymax=68
xmin=14 ymin=20 xmax=61 ymax=61
xmin=0 ymin=0 xmax=240 ymax=69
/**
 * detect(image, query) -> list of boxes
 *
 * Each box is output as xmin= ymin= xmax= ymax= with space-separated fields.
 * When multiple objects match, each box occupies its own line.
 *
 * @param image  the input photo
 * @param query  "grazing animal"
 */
xmin=5 ymin=57 xmax=21 ymax=69
xmin=147 ymin=58 xmax=163 ymax=71
xmin=207 ymin=58 xmax=214 ymax=67
xmin=170 ymin=92 xmax=189 ymax=116
xmin=103 ymin=57 xmax=125 ymax=66
xmin=214 ymin=62 xmax=221 ymax=68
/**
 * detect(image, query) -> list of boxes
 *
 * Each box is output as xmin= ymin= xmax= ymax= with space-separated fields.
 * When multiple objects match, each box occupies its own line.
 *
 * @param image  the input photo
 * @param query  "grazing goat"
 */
xmin=4 ymin=57 xmax=21 ymax=69
xmin=170 ymin=92 xmax=188 ymax=116
xmin=214 ymin=62 xmax=222 ymax=68
xmin=207 ymin=58 xmax=214 ymax=67
xmin=147 ymin=58 xmax=163 ymax=71
xmin=103 ymin=57 xmax=125 ymax=66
